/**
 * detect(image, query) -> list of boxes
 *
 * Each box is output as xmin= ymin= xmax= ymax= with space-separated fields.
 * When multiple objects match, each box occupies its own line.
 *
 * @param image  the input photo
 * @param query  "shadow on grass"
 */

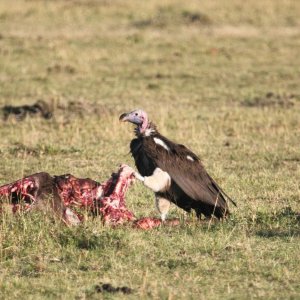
xmin=254 ymin=207 xmax=300 ymax=223
xmin=254 ymin=207 xmax=300 ymax=238
xmin=57 ymin=227 xmax=128 ymax=250
xmin=157 ymin=257 xmax=197 ymax=270
xmin=256 ymin=229 xmax=300 ymax=238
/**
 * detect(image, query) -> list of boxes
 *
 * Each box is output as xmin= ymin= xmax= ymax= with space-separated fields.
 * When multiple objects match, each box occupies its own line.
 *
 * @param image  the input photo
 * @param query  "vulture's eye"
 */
xmin=135 ymin=113 xmax=138 ymax=116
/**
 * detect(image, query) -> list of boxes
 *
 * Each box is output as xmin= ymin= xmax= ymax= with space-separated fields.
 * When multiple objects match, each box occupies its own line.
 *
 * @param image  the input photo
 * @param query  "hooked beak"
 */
xmin=119 ymin=112 xmax=129 ymax=122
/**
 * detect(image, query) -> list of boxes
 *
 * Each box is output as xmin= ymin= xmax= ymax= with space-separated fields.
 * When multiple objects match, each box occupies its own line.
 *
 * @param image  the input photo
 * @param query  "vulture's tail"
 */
xmin=209 ymin=174 xmax=237 ymax=207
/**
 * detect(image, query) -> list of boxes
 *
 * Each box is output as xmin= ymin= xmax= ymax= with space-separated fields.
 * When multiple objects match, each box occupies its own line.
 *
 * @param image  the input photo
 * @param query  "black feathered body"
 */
xmin=130 ymin=126 xmax=234 ymax=219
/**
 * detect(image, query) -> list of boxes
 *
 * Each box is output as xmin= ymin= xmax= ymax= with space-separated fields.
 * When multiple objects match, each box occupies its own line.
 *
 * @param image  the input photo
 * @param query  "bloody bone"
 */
xmin=133 ymin=217 xmax=181 ymax=230
xmin=99 ymin=165 xmax=136 ymax=225
xmin=0 ymin=164 xmax=179 ymax=229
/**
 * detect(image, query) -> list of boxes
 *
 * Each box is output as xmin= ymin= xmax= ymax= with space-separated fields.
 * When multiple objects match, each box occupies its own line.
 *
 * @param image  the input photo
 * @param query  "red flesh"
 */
xmin=0 ymin=165 xmax=179 ymax=229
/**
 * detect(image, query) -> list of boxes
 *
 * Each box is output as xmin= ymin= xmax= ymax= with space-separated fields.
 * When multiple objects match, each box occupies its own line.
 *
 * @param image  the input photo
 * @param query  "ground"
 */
xmin=0 ymin=0 xmax=300 ymax=299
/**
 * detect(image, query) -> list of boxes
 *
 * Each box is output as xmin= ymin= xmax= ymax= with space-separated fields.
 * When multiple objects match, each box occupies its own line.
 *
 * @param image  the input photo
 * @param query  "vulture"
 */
xmin=120 ymin=109 xmax=236 ymax=221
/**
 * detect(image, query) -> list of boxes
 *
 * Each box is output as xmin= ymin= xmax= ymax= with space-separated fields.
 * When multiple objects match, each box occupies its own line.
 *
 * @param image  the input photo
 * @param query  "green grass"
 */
xmin=0 ymin=0 xmax=300 ymax=299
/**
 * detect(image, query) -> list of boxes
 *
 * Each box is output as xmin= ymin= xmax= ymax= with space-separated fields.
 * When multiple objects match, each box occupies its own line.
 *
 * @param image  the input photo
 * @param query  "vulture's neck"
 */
xmin=135 ymin=122 xmax=157 ymax=138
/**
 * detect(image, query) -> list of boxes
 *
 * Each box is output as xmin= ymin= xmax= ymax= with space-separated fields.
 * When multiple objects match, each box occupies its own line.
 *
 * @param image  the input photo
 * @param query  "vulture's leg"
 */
xmin=155 ymin=194 xmax=171 ymax=221
xmin=134 ymin=168 xmax=171 ymax=193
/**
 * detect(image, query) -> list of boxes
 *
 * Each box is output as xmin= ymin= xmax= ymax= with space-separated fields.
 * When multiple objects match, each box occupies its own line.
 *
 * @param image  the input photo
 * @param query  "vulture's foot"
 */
xmin=155 ymin=196 xmax=171 ymax=221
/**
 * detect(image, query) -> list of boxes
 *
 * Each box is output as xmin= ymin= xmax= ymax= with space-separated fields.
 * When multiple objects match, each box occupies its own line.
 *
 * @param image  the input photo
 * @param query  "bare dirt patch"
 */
xmin=241 ymin=92 xmax=296 ymax=108
xmin=2 ymin=100 xmax=53 ymax=121
xmin=94 ymin=283 xmax=133 ymax=295
xmin=1 ymin=99 xmax=112 ymax=121
xmin=47 ymin=64 xmax=76 ymax=74
xmin=133 ymin=7 xmax=212 ymax=29
xmin=55 ymin=100 xmax=111 ymax=118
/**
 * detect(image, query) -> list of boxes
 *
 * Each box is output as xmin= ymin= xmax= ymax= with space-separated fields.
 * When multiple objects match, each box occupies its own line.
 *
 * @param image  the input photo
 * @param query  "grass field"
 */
xmin=0 ymin=0 xmax=300 ymax=299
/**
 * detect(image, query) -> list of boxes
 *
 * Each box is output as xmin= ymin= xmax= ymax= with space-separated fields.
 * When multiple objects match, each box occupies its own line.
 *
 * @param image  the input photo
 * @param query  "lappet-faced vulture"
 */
xmin=120 ymin=109 xmax=236 ymax=221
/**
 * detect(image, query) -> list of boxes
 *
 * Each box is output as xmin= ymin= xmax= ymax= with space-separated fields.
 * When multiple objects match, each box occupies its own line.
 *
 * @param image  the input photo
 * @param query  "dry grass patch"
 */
xmin=0 ymin=0 xmax=300 ymax=299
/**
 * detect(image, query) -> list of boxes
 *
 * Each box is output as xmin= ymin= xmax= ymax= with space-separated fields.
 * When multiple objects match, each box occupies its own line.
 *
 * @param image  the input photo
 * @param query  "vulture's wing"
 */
xmin=143 ymin=136 xmax=236 ymax=208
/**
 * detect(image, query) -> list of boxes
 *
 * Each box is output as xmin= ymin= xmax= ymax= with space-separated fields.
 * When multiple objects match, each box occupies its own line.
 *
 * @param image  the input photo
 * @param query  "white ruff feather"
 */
xmin=153 ymin=137 xmax=170 ymax=151
xmin=144 ymin=128 xmax=155 ymax=136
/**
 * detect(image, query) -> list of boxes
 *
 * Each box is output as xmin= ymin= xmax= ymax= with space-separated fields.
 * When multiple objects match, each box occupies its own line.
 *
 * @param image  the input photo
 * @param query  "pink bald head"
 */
xmin=119 ymin=109 xmax=149 ymax=134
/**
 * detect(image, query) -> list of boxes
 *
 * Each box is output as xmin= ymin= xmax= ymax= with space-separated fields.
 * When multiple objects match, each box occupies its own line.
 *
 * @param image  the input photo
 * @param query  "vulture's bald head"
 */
xmin=119 ymin=109 xmax=149 ymax=134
